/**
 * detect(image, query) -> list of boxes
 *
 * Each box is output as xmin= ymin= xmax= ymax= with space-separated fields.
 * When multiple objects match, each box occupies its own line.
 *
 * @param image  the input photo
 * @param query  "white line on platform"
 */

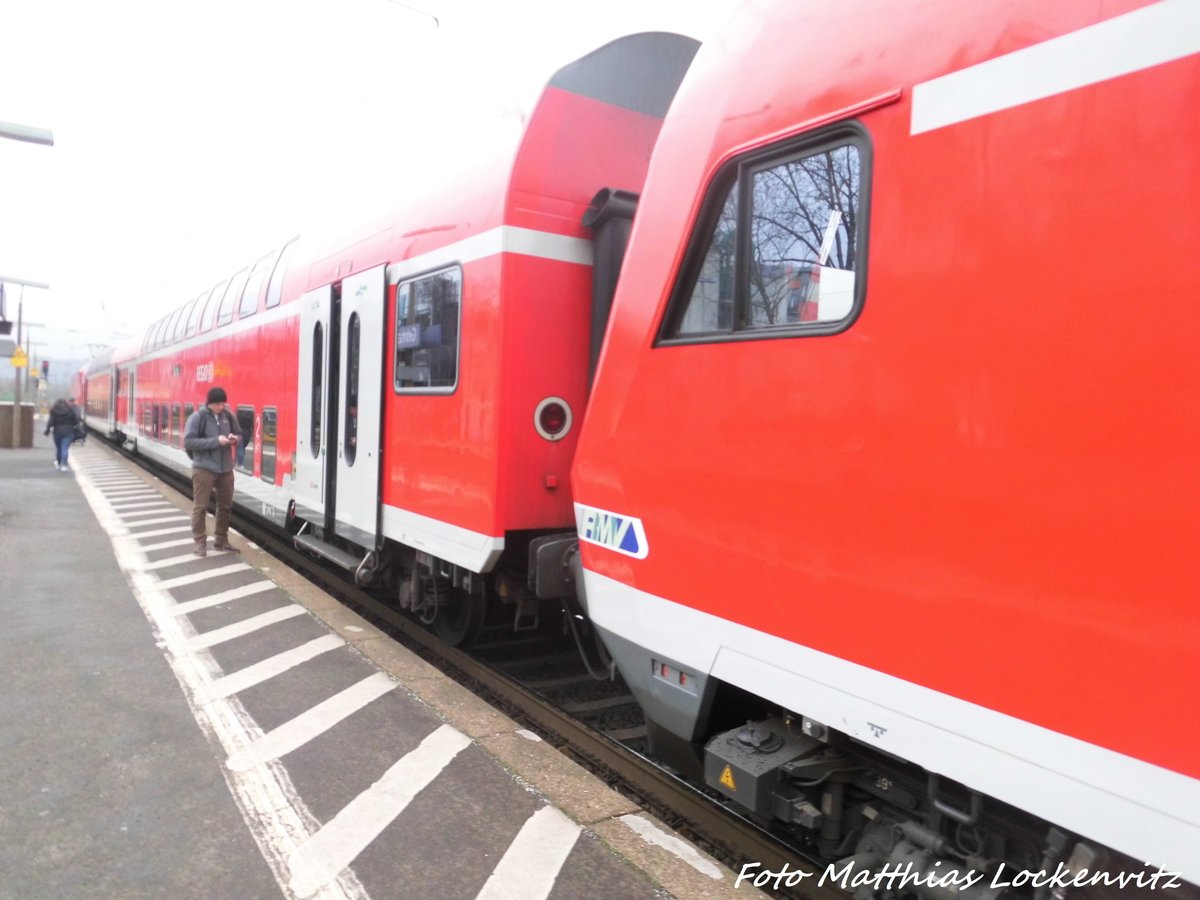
xmin=74 ymin=461 xmax=372 ymax=900
xmin=111 ymin=501 xmax=173 ymax=511
xmin=186 ymin=605 xmax=307 ymax=651
xmin=157 ymin=564 xmax=250 ymax=590
xmin=226 ymin=672 xmax=395 ymax=772
xmin=205 ymin=634 xmax=345 ymax=702
xmin=141 ymin=553 xmax=204 ymax=571
xmin=171 ymin=581 xmax=277 ymax=616
xmin=618 ymin=814 xmax=724 ymax=880
xmin=138 ymin=537 xmax=196 ymax=552
xmin=475 ymin=805 xmax=582 ymax=900
xmin=129 ymin=525 xmax=192 ymax=540
xmin=121 ymin=508 xmax=181 ymax=519
xmin=103 ymin=490 xmax=160 ymax=499
xmin=125 ymin=515 xmax=190 ymax=528
xmin=287 ymin=724 xmax=471 ymax=899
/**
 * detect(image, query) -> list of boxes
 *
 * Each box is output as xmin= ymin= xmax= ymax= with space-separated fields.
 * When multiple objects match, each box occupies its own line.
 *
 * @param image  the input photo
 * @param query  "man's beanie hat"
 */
xmin=207 ymin=387 xmax=227 ymax=404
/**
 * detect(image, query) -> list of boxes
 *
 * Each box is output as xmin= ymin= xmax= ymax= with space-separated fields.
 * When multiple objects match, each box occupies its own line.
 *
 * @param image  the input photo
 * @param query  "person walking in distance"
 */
xmin=44 ymin=397 xmax=81 ymax=471
xmin=183 ymin=386 xmax=243 ymax=557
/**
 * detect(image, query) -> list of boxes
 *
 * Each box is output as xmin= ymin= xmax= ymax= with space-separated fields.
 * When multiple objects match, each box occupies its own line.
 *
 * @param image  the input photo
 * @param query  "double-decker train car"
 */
xmin=83 ymin=31 xmax=699 ymax=645
xmin=572 ymin=0 xmax=1199 ymax=890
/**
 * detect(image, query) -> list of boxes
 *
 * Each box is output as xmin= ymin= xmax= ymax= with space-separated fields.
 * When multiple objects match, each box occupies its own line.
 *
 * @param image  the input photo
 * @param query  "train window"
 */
xmin=185 ymin=293 xmax=206 ymax=337
xmin=266 ymin=238 xmax=298 ymax=309
xmin=310 ymin=323 xmax=323 ymax=457
xmin=172 ymin=301 xmax=193 ymax=343
xmin=200 ymin=282 xmax=225 ymax=334
xmin=142 ymin=405 xmax=151 ymax=436
xmin=217 ymin=269 xmax=249 ymax=327
xmin=235 ymin=406 xmax=255 ymax=474
xmin=261 ymin=407 xmax=277 ymax=483
xmin=171 ymin=404 xmax=181 ymax=445
xmin=394 ymin=267 xmax=461 ymax=392
xmin=239 ymin=253 xmax=275 ymax=319
xmin=662 ymin=131 xmax=867 ymax=342
xmin=184 ymin=403 xmax=194 ymax=429
xmin=345 ymin=312 xmax=360 ymax=465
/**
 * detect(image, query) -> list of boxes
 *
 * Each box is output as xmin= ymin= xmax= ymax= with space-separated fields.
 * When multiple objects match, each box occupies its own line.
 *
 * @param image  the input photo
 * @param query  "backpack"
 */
xmin=185 ymin=409 xmax=234 ymax=460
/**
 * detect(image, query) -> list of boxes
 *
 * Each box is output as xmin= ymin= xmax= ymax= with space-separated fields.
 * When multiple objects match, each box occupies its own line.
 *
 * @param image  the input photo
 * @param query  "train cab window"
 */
xmin=345 ymin=313 xmax=360 ymax=465
xmin=261 ymin=407 xmax=277 ymax=483
xmin=235 ymin=406 xmax=255 ymax=474
xmin=217 ymin=269 xmax=249 ymax=327
xmin=266 ymin=238 xmax=298 ymax=309
xmin=394 ymin=266 xmax=461 ymax=392
xmin=310 ymin=323 xmax=323 ymax=456
xmin=239 ymin=253 xmax=275 ymax=319
xmin=662 ymin=133 xmax=866 ymax=342
xmin=200 ymin=282 xmax=225 ymax=334
xmin=170 ymin=404 xmax=181 ymax=445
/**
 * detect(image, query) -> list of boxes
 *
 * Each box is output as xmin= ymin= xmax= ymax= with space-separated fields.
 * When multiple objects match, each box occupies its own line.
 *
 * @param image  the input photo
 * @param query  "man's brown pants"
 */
xmin=192 ymin=469 xmax=235 ymax=543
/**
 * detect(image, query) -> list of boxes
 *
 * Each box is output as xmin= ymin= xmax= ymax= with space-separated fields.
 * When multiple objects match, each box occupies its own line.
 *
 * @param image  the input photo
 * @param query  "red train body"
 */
xmin=573 ymin=0 xmax=1199 ymax=888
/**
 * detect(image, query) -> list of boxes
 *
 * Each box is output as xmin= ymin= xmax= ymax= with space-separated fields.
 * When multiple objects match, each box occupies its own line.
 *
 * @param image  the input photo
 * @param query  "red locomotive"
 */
xmin=571 ymin=0 xmax=1199 ymax=890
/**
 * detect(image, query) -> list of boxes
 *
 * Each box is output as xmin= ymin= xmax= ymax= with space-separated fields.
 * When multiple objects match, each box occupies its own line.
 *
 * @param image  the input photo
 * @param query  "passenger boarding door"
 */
xmin=295 ymin=285 xmax=332 ymax=524
xmin=334 ymin=265 xmax=385 ymax=549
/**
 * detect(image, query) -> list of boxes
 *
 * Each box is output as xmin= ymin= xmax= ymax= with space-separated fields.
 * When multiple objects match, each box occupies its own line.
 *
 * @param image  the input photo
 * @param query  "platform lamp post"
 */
xmin=1 ymin=277 xmax=52 ymax=448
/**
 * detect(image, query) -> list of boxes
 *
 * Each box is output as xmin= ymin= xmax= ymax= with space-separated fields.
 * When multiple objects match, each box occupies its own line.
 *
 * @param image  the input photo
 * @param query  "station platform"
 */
xmin=0 ymin=427 xmax=763 ymax=900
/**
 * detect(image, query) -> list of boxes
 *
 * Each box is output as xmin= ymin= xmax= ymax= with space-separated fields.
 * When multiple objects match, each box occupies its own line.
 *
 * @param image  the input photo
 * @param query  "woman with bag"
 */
xmin=44 ymin=398 xmax=81 ymax=471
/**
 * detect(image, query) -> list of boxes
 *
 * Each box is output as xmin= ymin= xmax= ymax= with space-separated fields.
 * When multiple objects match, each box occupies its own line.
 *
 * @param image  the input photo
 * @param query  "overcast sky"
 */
xmin=1 ymin=0 xmax=730 ymax=364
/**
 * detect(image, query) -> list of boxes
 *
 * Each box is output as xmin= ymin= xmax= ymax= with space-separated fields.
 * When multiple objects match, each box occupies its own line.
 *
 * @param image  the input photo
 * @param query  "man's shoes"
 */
xmin=193 ymin=540 xmax=207 ymax=557
xmin=213 ymin=539 xmax=240 ymax=553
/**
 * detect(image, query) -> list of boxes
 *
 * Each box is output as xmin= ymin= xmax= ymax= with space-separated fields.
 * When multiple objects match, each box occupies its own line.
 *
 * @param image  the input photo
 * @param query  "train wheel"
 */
xmin=434 ymin=587 xmax=485 ymax=647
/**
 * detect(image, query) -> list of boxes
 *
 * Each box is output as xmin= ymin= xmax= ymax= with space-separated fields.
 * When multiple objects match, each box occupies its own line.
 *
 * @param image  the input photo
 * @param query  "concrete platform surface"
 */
xmin=0 ymin=428 xmax=765 ymax=900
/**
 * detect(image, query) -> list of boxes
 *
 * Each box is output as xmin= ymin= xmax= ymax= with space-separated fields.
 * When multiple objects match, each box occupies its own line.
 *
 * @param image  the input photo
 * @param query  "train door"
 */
xmin=295 ymin=285 xmax=333 ymax=523
xmin=333 ymin=265 xmax=385 ymax=549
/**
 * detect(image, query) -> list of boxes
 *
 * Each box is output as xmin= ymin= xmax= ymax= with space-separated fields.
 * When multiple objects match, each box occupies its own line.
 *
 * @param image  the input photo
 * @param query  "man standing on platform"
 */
xmin=183 ymin=386 xmax=242 ymax=557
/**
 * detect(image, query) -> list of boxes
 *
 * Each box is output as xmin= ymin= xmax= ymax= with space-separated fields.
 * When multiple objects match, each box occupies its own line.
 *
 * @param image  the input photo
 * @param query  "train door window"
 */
xmin=235 ymin=406 xmax=255 ymax=473
xmin=310 ymin=322 xmax=323 ymax=456
xmin=345 ymin=312 xmax=360 ymax=465
xmin=394 ymin=266 xmax=461 ymax=392
xmin=661 ymin=130 xmax=867 ymax=342
xmin=217 ymin=269 xmax=249 ymax=327
xmin=171 ymin=404 xmax=181 ymax=445
xmin=266 ymin=238 xmax=298 ymax=309
xmin=200 ymin=283 xmax=225 ymax=334
xmin=261 ymin=407 xmax=277 ymax=482
xmin=239 ymin=252 xmax=275 ymax=318
xmin=142 ymin=405 xmax=151 ymax=436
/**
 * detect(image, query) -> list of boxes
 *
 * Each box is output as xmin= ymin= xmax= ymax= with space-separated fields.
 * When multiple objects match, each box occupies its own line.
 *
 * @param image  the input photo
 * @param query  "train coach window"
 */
xmin=200 ymin=282 xmax=225 ymax=334
xmin=662 ymin=132 xmax=867 ymax=342
xmin=170 ymin=404 xmax=181 ymax=445
xmin=142 ymin=405 xmax=152 ymax=436
xmin=261 ymin=407 xmax=277 ymax=483
xmin=266 ymin=238 xmax=298 ymax=309
xmin=240 ymin=253 xmax=275 ymax=318
xmin=184 ymin=403 xmax=194 ymax=426
xmin=217 ymin=269 xmax=249 ymax=327
xmin=235 ymin=406 xmax=255 ymax=474
xmin=394 ymin=267 xmax=461 ymax=392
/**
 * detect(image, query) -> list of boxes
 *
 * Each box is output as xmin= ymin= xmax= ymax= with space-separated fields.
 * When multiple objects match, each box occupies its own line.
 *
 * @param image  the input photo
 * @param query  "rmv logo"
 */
xmin=576 ymin=504 xmax=649 ymax=560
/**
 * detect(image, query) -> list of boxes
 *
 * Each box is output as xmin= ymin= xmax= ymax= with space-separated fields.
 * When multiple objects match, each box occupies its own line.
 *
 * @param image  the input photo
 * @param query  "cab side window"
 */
xmin=662 ymin=129 xmax=868 ymax=342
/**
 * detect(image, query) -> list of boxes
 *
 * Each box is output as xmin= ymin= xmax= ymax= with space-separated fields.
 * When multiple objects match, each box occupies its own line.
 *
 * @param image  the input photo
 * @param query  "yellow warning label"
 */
xmin=10 ymin=347 xmax=28 ymax=368
xmin=719 ymin=765 xmax=736 ymax=790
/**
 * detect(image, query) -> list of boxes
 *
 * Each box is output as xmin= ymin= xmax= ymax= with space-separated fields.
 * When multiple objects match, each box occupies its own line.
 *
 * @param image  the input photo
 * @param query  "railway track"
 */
xmin=108 ymin=437 xmax=847 ymax=900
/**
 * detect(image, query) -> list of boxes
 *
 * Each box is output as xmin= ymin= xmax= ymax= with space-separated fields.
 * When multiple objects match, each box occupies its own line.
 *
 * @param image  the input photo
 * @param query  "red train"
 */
xmin=82 ymin=2 xmax=1198 ymax=892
